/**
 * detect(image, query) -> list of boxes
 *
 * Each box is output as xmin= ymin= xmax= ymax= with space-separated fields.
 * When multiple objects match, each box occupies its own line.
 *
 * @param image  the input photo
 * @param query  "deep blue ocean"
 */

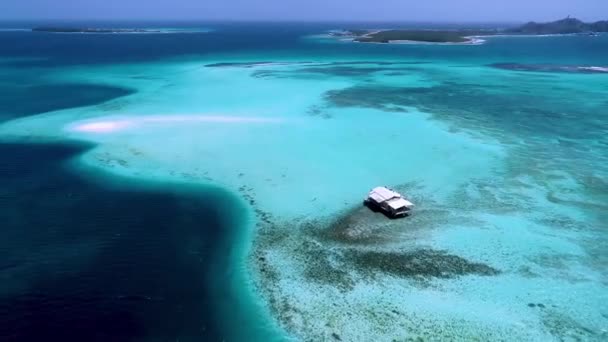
xmin=0 ymin=142 xmax=241 ymax=341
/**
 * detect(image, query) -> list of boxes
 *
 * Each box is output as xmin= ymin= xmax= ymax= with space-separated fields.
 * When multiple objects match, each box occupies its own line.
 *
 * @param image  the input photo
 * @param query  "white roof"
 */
xmin=369 ymin=186 xmax=400 ymax=202
xmin=387 ymin=197 xmax=414 ymax=210
xmin=368 ymin=186 xmax=414 ymax=209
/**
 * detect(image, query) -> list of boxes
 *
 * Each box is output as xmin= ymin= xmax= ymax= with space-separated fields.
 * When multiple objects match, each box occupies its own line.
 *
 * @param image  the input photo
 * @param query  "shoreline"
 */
xmin=358 ymin=36 xmax=486 ymax=45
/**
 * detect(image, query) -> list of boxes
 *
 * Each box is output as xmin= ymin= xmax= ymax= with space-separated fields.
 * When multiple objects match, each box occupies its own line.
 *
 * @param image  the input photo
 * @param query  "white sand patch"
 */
xmin=68 ymin=114 xmax=285 ymax=133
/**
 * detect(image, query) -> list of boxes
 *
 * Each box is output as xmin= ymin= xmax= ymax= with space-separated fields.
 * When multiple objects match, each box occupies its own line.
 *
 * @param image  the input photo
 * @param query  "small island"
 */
xmin=350 ymin=29 xmax=494 ymax=44
xmin=330 ymin=17 xmax=607 ymax=44
xmin=32 ymin=27 xmax=162 ymax=33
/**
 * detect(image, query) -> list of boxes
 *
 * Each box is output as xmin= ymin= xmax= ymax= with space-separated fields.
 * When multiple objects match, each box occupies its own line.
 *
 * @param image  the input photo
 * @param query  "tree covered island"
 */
xmin=333 ymin=17 xmax=608 ymax=44
xmin=349 ymin=30 xmax=494 ymax=44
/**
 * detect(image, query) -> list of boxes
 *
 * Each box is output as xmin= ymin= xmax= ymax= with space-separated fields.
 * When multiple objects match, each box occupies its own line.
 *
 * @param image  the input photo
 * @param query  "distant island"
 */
xmin=343 ymin=29 xmax=495 ymax=44
xmin=505 ymin=17 xmax=608 ymax=35
xmin=331 ymin=17 xmax=608 ymax=44
xmin=32 ymin=27 xmax=162 ymax=33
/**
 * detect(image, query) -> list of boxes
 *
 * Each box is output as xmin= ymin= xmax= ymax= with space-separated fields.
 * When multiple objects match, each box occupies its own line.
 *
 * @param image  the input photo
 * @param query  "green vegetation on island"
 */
xmin=352 ymin=30 xmax=495 ymax=44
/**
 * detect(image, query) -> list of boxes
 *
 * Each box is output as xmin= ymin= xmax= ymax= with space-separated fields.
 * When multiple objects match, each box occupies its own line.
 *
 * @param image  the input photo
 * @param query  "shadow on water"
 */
xmin=0 ymin=141 xmax=251 ymax=341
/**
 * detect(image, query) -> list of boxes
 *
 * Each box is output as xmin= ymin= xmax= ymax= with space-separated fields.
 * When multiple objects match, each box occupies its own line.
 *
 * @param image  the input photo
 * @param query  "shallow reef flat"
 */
xmin=252 ymin=173 xmax=607 ymax=340
xmin=0 ymin=50 xmax=606 ymax=341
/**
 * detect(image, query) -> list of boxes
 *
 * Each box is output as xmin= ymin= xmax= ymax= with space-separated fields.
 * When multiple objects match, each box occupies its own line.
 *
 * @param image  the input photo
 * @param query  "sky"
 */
xmin=1 ymin=0 xmax=607 ymax=22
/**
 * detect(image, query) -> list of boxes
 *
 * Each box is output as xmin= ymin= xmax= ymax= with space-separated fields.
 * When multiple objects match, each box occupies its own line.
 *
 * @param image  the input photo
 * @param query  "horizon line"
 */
xmin=1 ymin=16 xmax=603 ymax=24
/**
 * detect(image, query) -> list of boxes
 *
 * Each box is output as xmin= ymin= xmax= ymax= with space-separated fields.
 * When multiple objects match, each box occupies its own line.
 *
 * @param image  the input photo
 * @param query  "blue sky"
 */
xmin=1 ymin=0 xmax=607 ymax=22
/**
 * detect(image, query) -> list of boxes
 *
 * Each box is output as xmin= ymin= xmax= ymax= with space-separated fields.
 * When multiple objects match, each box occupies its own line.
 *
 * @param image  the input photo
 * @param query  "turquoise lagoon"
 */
xmin=0 ymin=24 xmax=607 ymax=340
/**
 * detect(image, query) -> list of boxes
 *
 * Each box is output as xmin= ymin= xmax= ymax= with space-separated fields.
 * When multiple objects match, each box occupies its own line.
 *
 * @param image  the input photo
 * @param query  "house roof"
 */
xmin=369 ymin=186 xmax=400 ymax=202
xmin=368 ymin=186 xmax=414 ymax=209
xmin=387 ymin=197 xmax=414 ymax=210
